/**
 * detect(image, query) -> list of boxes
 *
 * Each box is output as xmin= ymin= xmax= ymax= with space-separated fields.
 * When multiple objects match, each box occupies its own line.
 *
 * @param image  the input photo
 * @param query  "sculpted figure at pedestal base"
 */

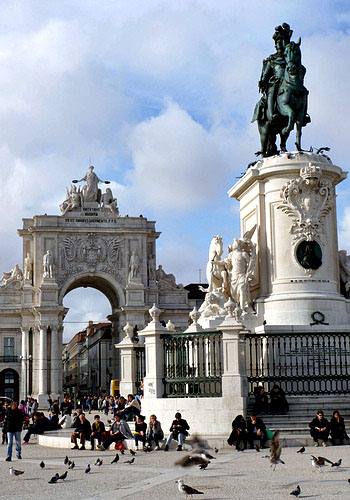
xmin=101 ymin=188 xmax=119 ymax=215
xmin=339 ymin=250 xmax=350 ymax=298
xmin=60 ymin=185 xmax=82 ymax=215
xmin=199 ymin=227 xmax=257 ymax=318
xmin=156 ymin=265 xmax=183 ymax=289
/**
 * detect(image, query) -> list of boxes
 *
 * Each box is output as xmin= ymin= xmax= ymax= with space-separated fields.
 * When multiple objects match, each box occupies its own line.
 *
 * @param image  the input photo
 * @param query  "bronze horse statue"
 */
xmin=253 ymin=39 xmax=310 ymax=157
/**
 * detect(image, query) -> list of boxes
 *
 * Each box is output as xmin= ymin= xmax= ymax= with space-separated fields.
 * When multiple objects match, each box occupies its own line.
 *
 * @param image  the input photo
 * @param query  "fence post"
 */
xmin=115 ymin=323 xmax=138 ymax=395
xmin=219 ymin=317 xmax=249 ymax=411
xmin=139 ymin=304 xmax=167 ymax=398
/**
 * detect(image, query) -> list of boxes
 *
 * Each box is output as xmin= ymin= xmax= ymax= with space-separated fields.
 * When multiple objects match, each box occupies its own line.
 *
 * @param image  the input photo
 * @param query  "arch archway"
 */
xmin=0 ymin=369 xmax=19 ymax=401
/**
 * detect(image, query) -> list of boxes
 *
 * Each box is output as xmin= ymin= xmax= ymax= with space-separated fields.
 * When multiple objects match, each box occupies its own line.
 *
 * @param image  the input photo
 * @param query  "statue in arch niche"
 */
xmin=43 ymin=250 xmax=55 ymax=279
xmin=24 ymin=253 xmax=33 ymax=281
xmin=128 ymin=250 xmax=140 ymax=283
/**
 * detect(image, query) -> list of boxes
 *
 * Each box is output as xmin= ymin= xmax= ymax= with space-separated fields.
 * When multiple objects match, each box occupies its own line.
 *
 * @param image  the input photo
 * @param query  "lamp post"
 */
xmin=19 ymin=354 xmax=32 ymax=399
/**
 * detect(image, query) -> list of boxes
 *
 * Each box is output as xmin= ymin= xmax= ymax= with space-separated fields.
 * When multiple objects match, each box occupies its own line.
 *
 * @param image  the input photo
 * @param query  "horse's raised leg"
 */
xmin=295 ymin=122 xmax=302 ymax=151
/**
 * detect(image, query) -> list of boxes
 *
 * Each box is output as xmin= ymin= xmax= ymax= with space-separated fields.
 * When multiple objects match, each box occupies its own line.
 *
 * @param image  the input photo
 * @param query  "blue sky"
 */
xmin=1 ymin=1 xmax=349 ymax=339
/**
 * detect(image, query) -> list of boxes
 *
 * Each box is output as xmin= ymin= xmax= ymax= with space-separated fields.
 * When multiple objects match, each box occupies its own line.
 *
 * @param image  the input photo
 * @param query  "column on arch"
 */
xmin=38 ymin=325 xmax=48 ymax=405
xmin=20 ymin=328 xmax=29 ymax=400
xmin=50 ymin=324 xmax=63 ymax=398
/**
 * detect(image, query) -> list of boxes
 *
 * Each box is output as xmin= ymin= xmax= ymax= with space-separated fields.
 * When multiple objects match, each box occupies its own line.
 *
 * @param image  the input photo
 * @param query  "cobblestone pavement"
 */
xmin=1 ymin=439 xmax=350 ymax=499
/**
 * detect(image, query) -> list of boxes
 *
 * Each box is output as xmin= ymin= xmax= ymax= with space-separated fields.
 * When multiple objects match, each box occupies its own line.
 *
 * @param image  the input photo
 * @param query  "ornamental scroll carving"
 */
xmin=57 ymin=233 xmax=124 ymax=285
xmin=277 ymin=164 xmax=334 ymax=241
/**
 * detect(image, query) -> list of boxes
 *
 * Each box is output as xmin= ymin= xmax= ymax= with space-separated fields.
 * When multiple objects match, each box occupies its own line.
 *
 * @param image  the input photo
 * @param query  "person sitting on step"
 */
xmin=246 ymin=415 xmax=267 ymax=450
xmin=120 ymin=394 xmax=141 ymax=421
xmin=269 ymin=384 xmax=289 ymax=414
xmin=309 ymin=409 xmax=330 ymax=447
xmin=98 ymin=413 xmax=133 ymax=451
xmin=164 ymin=412 xmax=190 ymax=451
xmin=146 ymin=414 xmax=164 ymax=450
xmin=90 ymin=414 xmax=106 ymax=450
xmin=330 ymin=410 xmax=348 ymax=446
xmin=71 ymin=413 xmax=91 ymax=450
xmin=133 ymin=414 xmax=147 ymax=449
xmin=227 ymin=414 xmax=248 ymax=451
xmin=22 ymin=412 xmax=51 ymax=444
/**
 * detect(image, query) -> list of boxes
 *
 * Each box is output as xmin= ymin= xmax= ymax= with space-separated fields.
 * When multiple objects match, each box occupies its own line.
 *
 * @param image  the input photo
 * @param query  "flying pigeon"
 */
xmin=124 ymin=458 xmax=135 ymax=464
xmin=186 ymin=434 xmax=210 ymax=452
xmin=331 ymin=458 xmax=342 ymax=468
xmin=311 ymin=455 xmax=333 ymax=471
xmin=58 ymin=471 xmax=68 ymax=480
xmin=40 ymin=461 xmax=45 ymax=469
xmin=9 ymin=467 xmax=24 ymax=476
xmin=175 ymin=455 xmax=210 ymax=468
xmin=64 ymin=456 xmax=69 ymax=465
xmin=176 ymin=479 xmax=204 ymax=496
xmin=68 ymin=461 xmax=75 ymax=470
xmin=111 ymin=454 xmax=119 ymax=464
xmin=290 ymin=485 xmax=301 ymax=497
xmin=130 ymin=449 xmax=136 ymax=456
xmin=48 ymin=473 xmax=60 ymax=484
xmin=297 ymin=447 xmax=305 ymax=454
xmin=270 ymin=431 xmax=285 ymax=471
xmin=85 ymin=464 xmax=91 ymax=474
xmin=200 ymin=451 xmax=215 ymax=460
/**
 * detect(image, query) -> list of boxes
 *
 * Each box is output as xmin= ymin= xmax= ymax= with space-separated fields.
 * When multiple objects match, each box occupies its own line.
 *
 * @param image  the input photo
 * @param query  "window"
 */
xmin=4 ymin=337 xmax=15 ymax=358
xmin=4 ymin=371 xmax=15 ymax=384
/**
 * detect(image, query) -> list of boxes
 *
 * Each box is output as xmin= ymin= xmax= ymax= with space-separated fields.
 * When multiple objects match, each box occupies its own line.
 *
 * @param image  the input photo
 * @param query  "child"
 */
xmin=133 ymin=415 xmax=147 ymax=449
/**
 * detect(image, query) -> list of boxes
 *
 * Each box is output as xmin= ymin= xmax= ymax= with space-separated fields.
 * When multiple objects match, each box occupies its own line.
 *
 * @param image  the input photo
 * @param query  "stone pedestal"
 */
xmin=126 ymin=282 xmax=145 ymax=307
xmin=140 ymin=305 xmax=167 ymax=398
xmin=228 ymin=152 xmax=348 ymax=326
xmin=115 ymin=338 xmax=138 ymax=395
xmin=219 ymin=317 xmax=248 ymax=413
xmin=40 ymin=279 xmax=59 ymax=306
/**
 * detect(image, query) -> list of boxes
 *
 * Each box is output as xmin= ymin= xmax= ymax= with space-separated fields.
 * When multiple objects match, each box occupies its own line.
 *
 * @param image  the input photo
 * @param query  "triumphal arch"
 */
xmin=0 ymin=166 xmax=189 ymax=405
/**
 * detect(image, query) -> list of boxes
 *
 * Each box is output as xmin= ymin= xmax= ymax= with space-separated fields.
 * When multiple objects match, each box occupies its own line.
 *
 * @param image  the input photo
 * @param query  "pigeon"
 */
xmin=290 ymin=485 xmax=301 ymax=497
xmin=297 ymin=447 xmax=305 ymax=454
xmin=111 ymin=454 xmax=119 ymax=464
xmin=311 ymin=455 xmax=333 ymax=471
xmin=199 ymin=462 xmax=209 ymax=470
xmin=9 ymin=467 xmax=24 ymax=476
xmin=48 ymin=473 xmax=60 ymax=484
xmin=175 ymin=455 xmax=210 ymax=468
xmin=176 ymin=479 xmax=204 ymax=496
xmin=200 ymin=451 xmax=215 ymax=460
xmin=124 ymin=458 xmax=135 ymax=464
xmin=214 ymin=447 xmax=218 ymax=454
xmin=64 ymin=456 xmax=69 ymax=465
xmin=85 ymin=464 xmax=91 ymax=474
xmin=331 ymin=458 xmax=342 ymax=468
xmin=120 ymin=449 xmax=125 ymax=455
xmin=130 ymin=449 xmax=136 ymax=456
xmin=94 ymin=458 xmax=101 ymax=466
xmin=40 ymin=461 xmax=45 ymax=469
xmin=58 ymin=471 xmax=68 ymax=480
xmin=186 ymin=434 xmax=210 ymax=452
xmin=96 ymin=459 xmax=103 ymax=467
xmin=67 ymin=459 xmax=72 ymax=466
xmin=270 ymin=431 xmax=285 ymax=471
xmin=255 ymin=444 xmax=261 ymax=452
xmin=68 ymin=461 xmax=75 ymax=470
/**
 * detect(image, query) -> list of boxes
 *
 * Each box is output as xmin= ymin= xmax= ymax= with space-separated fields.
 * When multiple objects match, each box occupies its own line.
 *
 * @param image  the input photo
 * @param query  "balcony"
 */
xmin=0 ymin=356 xmax=19 ymax=363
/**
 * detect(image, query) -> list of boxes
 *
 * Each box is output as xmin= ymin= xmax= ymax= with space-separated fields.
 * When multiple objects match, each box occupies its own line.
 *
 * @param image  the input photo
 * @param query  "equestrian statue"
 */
xmin=252 ymin=23 xmax=310 ymax=157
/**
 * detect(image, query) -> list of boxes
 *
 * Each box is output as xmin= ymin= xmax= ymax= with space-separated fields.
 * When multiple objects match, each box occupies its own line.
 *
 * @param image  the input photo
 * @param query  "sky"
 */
xmin=1 ymin=0 xmax=350 ymax=340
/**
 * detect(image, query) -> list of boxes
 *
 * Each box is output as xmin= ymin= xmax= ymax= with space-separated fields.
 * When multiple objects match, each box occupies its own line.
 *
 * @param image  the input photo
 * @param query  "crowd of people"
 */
xmin=1 ymin=389 xmax=349 ymax=462
xmin=0 ymin=392 xmax=191 ymax=460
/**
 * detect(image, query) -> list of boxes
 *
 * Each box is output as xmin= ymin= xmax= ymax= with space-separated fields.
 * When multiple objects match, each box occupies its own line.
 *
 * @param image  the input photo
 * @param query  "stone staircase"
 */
xmin=247 ymin=395 xmax=350 ymax=446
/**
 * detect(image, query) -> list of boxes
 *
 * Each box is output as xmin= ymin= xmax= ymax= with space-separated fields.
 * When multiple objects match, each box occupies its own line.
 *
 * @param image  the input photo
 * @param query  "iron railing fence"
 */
xmin=162 ymin=330 xmax=223 ymax=398
xmin=0 ymin=356 xmax=19 ymax=363
xmin=246 ymin=331 xmax=350 ymax=395
xmin=135 ymin=346 xmax=146 ymax=390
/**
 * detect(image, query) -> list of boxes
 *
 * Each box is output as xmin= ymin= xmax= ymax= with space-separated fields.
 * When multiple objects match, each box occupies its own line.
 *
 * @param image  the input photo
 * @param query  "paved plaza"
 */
xmin=1 ymin=438 xmax=350 ymax=499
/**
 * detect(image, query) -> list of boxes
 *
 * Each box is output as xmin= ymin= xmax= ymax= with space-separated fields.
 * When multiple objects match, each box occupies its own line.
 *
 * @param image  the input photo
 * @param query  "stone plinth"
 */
xmin=228 ymin=151 xmax=348 ymax=326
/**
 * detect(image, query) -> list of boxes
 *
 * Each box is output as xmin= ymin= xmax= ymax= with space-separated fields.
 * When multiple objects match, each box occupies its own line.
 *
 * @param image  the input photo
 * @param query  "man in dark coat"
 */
xmin=164 ymin=412 xmax=190 ymax=451
xmin=90 ymin=415 xmax=106 ymax=450
xmin=247 ymin=415 xmax=267 ymax=449
xmin=71 ymin=413 xmax=91 ymax=450
xmin=4 ymin=401 xmax=24 ymax=461
xmin=309 ymin=410 xmax=330 ymax=446
xmin=23 ymin=411 xmax=51 ymax=443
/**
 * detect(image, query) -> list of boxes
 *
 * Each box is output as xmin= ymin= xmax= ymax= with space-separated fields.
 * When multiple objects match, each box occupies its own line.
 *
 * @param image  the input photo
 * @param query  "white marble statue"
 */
xmin=199 ymin=226 xmax=257 ymax=318
xmin=156 ymin=265 xmax=183 ymax=289
xmin=1 ymin=264 xmax=23 ymax=286
xmin=75 ymin=165 xmax=103 ymax=203
xmin=24 ymin=253 xmax=33 ymax=281
xmin=148 ymin=254 xmax=156 ymax=282
xmin=128 ymin=250 xmax=140 ymax=282
xmin=101 ymin=187 xmax=119 ymax=215
xmin=43 ymin=250 xmax=54 ymax=279
xmin=60 ymin=184 xmax=82 ymax=214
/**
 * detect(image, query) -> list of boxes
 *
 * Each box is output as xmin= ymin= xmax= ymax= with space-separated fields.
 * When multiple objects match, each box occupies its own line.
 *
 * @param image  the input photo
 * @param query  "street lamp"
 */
xmin=20 ymin=354 xmax=32 ymax=399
